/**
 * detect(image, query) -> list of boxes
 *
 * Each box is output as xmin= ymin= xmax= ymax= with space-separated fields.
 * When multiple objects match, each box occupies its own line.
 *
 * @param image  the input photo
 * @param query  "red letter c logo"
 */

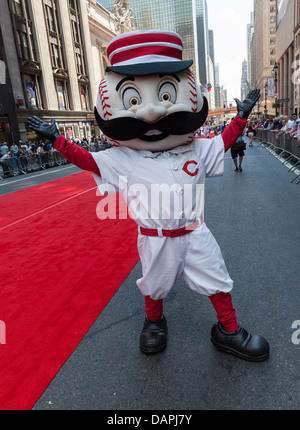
xmin=182 ymin=160 xmax=199 ymax=177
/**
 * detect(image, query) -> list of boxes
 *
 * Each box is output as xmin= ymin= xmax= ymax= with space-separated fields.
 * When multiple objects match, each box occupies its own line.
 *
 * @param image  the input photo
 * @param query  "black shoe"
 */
xmin=238 ymin=166 xmax=243 ymax=172
xmin=211 ymin=322 xmax=269 ymax=362
xmin=140 ymin=315 xmax=168 ymax=354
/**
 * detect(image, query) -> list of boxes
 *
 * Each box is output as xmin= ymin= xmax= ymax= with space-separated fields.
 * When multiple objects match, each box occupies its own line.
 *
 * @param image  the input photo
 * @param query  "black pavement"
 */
xmin=3 ymin=140 xmax=299 ymax=410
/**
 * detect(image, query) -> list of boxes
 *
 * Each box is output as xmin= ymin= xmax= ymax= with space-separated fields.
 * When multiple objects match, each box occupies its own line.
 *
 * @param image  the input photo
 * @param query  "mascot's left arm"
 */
xmin=222 ymin=89 xmax=260 ymax=151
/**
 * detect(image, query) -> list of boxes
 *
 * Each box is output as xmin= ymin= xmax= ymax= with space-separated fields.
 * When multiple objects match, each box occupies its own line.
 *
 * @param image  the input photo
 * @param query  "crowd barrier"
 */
xmin=0 ymin=150 xmax=69 ymax=179
xmin=255 ymin=129 xmax=300 ymax=184
xmin=0 ymin=142 xmax=111 ymax=180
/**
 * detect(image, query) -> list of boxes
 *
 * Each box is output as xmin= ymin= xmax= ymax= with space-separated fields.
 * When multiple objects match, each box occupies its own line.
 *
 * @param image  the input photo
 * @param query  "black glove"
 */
xmin=27 ymin=117 xmax=60 ymax=143
xmin=234 ymin=89 xmax=260 ymax=119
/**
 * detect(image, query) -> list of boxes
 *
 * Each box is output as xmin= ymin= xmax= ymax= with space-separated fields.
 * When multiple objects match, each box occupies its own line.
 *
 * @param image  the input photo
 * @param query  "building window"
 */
xmin=9 ymin=0 xmax=36 ymax=62
xmin=46 ymin=5 xmax=56 ymax=32
xmin=12 ymin=0 xmax=23 ymax=15
xmin=24 ymin=74 xmax=38 ymax=108
xmin=69 ymin=0 xmax=88 ymax=78
xmin=80 ymin=85 xmax=89 ymax=110
xmin=9 ymin=0 xmax=44 ymax=109
xmin=43 ymin=0 xmax=65 ymax=70
xmin=56 ymin=80 xmax=67 ymax=110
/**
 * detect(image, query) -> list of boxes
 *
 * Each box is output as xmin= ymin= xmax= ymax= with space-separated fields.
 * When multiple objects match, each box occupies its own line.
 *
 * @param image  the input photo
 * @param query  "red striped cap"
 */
xmin=106 ymin=30 xmax=193 ymax=76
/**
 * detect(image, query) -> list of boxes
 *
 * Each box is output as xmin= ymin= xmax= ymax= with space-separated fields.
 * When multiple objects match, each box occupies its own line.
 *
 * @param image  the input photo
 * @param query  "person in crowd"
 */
xmin=1 ymin=142 xmax=9 ymax=155
xmin=286 ymin=113 xmax=297 ymax=134
xmin=290 ymin=118 xmax=300 ymax=140
xmin=266 ymin=119 xmax=274 ymax=131
xmin=275 ymin=118 xmax=287 ymax=138
xmin=9 ymin=142 xmax=19 ymax=173
xmin=247 ymin=121 xmax=254 ymax=146
xmin=0 ymin=151 xmax=13 ymax=177
xmin=203 ymin=123 xmax=210 ymax=138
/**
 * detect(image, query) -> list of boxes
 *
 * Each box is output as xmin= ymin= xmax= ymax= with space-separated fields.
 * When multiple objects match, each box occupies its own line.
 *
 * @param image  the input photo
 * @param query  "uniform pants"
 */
xmin=139 ymin=223 xmax=238 ymax=332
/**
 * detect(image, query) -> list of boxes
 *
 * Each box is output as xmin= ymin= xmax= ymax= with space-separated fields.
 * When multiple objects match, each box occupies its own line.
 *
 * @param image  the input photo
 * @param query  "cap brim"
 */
xmin=106 ymin=60 xmax=193 ymax=76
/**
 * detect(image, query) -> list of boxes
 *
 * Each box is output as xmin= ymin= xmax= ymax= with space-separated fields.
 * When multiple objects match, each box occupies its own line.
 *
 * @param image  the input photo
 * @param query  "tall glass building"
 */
xmin=97 ymin=0 xmax=211 ymax=87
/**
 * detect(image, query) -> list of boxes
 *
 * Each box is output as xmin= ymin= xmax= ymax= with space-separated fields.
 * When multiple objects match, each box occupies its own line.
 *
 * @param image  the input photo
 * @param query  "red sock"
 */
xmin=145 ymin=296 xmax=163 ymax=322
xmin=209 ymin=292 xmax=239 ymax=332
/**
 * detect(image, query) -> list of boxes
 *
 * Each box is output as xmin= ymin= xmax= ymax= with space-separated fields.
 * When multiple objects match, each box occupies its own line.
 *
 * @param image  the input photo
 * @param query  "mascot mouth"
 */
xmin=94 ymin=97 xmax=208 ymax=142
xmin=140 ymin=130 xmax=169 ymax=142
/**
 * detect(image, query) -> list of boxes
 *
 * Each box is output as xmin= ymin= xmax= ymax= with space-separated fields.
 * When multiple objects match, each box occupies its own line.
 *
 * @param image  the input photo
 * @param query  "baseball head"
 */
xmin=94 ymin=30 xmax=208 ymax=151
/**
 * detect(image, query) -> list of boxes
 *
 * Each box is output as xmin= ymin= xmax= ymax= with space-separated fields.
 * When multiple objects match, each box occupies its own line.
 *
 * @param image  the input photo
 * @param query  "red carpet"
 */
xmin=0 ymin=171 xmax=139 ymax=410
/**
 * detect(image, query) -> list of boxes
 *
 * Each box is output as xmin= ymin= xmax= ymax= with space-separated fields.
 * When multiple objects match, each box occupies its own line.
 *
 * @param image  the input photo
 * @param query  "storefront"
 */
xmin=57 ymin=120 xmax=95 ymax=141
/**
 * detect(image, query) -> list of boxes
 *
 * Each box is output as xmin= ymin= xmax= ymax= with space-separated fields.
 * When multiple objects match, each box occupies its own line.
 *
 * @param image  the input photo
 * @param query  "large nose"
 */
xmin=135 ymin=102 xmax=167 ymax=123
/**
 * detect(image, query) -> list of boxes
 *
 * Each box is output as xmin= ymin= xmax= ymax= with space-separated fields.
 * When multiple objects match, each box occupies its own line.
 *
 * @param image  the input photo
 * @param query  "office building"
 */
xmin=0 ymin=0 xmax=134 ymax=143
xmin=97 ymin=0 xmax=215 ymax=100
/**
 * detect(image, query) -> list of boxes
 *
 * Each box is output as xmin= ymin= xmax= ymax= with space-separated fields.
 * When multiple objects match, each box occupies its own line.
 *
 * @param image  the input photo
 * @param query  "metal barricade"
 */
xmin=1 ymin=142 xmax=110 ymax=180
xmin=0 ymin=150 xmax=69 ymax=179
xmin=255 ymin=129 xmax=300 ymax=184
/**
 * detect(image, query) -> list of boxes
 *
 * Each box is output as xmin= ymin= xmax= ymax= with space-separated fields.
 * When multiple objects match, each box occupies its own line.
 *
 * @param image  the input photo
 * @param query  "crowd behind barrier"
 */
xmin=0 ymin=137 xmax=111 ymax=180
xmin=253 ymin=115 xmax=300 ymax=184
xmin=255 ymin=129 xmax=300 ymax=160
xmin=1 ymin=115 xmax=300 ymax=182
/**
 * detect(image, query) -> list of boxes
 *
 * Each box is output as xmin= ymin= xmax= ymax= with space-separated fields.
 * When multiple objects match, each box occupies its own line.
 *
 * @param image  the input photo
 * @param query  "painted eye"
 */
xmin=159 ymin=83 xmax=176 ymax=103
xmin=122 ymin=88 xmax=141 ymax=109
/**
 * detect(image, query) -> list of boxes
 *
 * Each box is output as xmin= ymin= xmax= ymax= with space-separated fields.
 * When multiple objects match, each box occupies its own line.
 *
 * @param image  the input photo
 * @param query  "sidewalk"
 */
xmin=33 ymin=140 xmax=300 ymax=410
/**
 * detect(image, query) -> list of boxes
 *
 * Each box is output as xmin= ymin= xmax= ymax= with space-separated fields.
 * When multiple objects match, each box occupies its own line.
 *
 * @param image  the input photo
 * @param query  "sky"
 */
xmin=207 ymin=0 xmax=254 ymax=103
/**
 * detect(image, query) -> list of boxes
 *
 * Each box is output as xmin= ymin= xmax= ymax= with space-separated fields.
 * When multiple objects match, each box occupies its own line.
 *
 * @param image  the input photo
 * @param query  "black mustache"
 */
xmin=94 ymin=97 xmax=208 ymax=141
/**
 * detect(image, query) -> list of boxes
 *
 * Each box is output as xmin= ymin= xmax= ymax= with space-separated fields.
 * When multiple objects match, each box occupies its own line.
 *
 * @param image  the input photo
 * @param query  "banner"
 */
xmin=267 ymin=77 xmax=274 ymax=98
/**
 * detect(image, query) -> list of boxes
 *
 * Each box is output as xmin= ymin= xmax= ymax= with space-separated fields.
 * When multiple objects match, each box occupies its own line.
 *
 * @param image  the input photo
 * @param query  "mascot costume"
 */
xmin=28 ymin=30 xmax=269 ymax=361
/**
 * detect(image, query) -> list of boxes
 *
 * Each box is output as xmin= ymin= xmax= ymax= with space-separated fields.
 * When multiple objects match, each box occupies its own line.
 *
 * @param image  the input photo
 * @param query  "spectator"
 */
xmin=1 ymin=142 xmax=9 ymax=155
xmin=276 ymin=118 xmax=287 ymax=137
xmin=266 ymin=119 xmax=274 ymax=131
xmin=270 ymin=117 xmax=282 ymax=133
xmin=203 ymin=123 xmax=210 ymax=138
xmin=0 ymin=152 xmax=12 ymax=177
xmin=10 ymin=142 xmax=19 ymax=173
xmin=286 ymin=113 xmax=297 ymax=133
xmin=290 ymin=118 xmax=300 ymax=140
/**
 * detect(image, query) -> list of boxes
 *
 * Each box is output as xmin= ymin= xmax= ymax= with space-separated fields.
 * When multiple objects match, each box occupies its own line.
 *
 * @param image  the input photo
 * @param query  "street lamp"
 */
xmin=273 ymin=62 xmax=278 ymax=116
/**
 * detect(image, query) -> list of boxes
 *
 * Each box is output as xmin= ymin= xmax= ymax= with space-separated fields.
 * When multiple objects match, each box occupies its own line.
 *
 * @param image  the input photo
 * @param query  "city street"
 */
xmin=2 ymin=138 xmax=298 ymax=410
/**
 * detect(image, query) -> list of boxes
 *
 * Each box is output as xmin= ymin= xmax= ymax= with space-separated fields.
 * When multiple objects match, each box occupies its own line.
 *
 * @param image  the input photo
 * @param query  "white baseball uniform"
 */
xmin=91 ymin=135 xmax=233 ymax=300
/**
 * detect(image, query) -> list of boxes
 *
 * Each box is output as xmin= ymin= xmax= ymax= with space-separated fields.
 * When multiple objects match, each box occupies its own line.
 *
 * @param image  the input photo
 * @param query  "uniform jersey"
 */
xmin=91 ymin=135 xmax=224 ymax=230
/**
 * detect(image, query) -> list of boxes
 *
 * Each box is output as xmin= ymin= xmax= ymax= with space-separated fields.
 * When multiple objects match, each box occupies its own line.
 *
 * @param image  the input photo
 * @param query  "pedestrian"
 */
xmin=247 ymin=121 xmax=254 ymax=146
xmin=27 ymin=30 xmax=269 ymax=362
xmin=231 ymin=135 xmax=246 ymax=172
xmin=203 ymin=123 xmax=210 ymax=138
